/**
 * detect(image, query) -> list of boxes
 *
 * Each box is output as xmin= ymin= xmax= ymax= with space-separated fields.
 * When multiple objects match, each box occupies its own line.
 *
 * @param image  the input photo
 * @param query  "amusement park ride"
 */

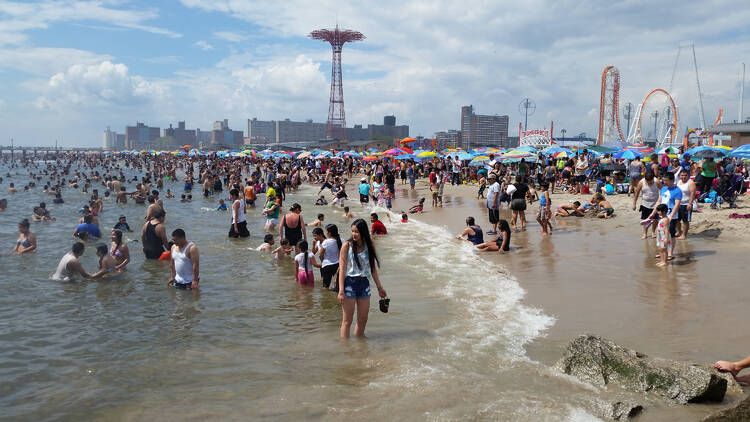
xmin=595 ymin=43 xmax=725 ymax=150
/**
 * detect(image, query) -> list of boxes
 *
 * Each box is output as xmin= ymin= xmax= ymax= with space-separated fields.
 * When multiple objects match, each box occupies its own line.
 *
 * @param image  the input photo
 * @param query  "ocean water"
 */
xmin=0 ymin=162 xmax=631 ymax=421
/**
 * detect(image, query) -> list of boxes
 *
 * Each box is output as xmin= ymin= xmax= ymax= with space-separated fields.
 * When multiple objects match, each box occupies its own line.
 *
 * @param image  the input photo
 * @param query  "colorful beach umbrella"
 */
xmin=417 ymin=151 xmax=437 ymax=158
xmin=400 ymin=137 xmax=416 ymax=144
xmin=394 ymin=154 xmax=415 ymax=160
xmin=469 ymin=156 xmax=489 ymax=166
xmin=297 ymin=151 xmax=312 ymax=159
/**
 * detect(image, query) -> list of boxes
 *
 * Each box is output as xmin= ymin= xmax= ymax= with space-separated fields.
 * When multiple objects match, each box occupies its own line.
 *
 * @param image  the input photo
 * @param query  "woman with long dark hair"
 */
xmin=337 ymin=218 xmax=387 ymax=338
xmin=319 ymin=224 xmax=342 ymax=289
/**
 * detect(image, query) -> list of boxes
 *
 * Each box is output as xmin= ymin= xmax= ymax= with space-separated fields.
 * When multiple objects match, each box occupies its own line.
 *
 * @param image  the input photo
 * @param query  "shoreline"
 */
xmin=358 ymin=177 xmax=749 ymax=420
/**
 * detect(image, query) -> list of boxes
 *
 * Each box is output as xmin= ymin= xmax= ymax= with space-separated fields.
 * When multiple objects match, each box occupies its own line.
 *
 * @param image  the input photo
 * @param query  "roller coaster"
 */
xmin=596 ymin=43 xmax=714 ymax=149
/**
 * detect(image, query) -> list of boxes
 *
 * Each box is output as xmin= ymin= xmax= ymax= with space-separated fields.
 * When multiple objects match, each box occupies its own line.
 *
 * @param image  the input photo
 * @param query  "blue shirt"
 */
xmin=659 ymin=185 xmax=683 ymax=218
xmin=76 ymin=222 xmax=101 ymax=238
xmin=359 ymin=183 xmax=371 ymax=196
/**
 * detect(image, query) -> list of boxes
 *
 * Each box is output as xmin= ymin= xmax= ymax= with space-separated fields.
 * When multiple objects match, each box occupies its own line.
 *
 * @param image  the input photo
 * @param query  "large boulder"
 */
xmin=555 ymin=334 xmax=733 ymax=404
xmin=702 ymin=394 xmax=750 ymax=421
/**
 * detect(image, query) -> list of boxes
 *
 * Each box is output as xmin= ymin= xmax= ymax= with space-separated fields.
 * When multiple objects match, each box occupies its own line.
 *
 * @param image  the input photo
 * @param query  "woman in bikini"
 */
xmin=109 ymin=229 xmax=130 ymax=272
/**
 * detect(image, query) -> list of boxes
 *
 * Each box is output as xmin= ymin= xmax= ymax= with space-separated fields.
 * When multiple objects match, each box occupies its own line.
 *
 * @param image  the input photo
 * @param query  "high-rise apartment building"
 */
xmin=125 ymin=122 xmax=160 ymax=150
xmin=115 ymin=134 xmax=126 ymax=150
xmin=434 ymin=129 xmax=462 ymax=148
xmin=246 ymin=115 xmax=408 ymax=145
xmin=460 ymin=105 xmax=510 ymax=148
xmin=103 ymin=126 xmax=118 ymax=150
xmin=164 ymin=121 xmax=197 ymax=146
xmin=210 ymin=119 xmax=243 ymax=147
xmin=367 ymin=115 xmax=409 ymax=139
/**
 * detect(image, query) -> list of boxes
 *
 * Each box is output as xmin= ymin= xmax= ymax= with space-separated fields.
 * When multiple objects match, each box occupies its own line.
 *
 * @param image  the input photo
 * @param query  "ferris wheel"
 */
xmin=625 ymin=88 xmax=679 ymax=147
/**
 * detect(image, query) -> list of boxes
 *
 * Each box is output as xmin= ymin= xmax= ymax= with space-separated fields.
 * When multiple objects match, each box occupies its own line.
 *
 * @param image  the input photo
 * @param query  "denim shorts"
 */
xmin=344 ymin=276 xmax=370 ymax=299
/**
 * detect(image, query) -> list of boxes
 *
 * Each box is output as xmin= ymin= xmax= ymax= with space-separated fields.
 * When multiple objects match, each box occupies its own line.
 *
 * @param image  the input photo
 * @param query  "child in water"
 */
xmin=294 ymin=240 xmax=321 ymax=287
xmin=655 ymin=204 xmax=670 ymax=267
xmin=401 ymin=213 xmax=408 ymax=223
xmin=272 ymin=238 xmax=292 ymax=260
xmin=343 ymin=206 xmax=354 ymax=219
xmin=256 ymin=234 xmax=274 ymax=252
xmin=409 ymin=198 xmax=425 ymax=214
xmin=216 ymin=199 xmax=228 ymax=211
xmin=536 ymin=183 xmax=552 ymax=235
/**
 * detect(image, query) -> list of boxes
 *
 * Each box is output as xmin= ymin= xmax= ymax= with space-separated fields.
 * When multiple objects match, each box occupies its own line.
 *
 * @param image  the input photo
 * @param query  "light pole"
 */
xmin=561 ymin=129 xmax=567 ymax=141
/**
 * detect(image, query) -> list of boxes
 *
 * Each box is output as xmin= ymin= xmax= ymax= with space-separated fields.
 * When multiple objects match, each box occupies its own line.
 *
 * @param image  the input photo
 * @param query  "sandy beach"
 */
xmin=371 ymin=177 xmax=750 ymax=421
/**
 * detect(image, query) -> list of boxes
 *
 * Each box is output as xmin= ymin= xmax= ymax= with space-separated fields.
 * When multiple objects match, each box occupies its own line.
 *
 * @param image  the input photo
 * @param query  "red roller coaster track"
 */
xmin=597 ymin=66 xmax=625 ymax=145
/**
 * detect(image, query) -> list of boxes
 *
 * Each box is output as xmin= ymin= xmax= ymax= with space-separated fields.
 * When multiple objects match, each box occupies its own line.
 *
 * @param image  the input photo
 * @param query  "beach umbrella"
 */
xmin=624 ymin=144 xmax=654 ymax=154
xmin=469 ymin=156 xmax=489 ymax=166
xmin=343 ymin=151 xmax=360 ymax=157
xmin=553 ymin=151 xmax=568 ymax=158
xmin=457 ymin=152 xmax=474 ymax=160
xmin=384 ymin=148 xmax=407 ymax=156
xmin=516 ymin=145 xmax=539 ymax=153
xmin=362 ymin=156 xmax=379 ymax=161
xmin=613 ymin=150 xmax=643 ymax=160
xmin=542 ymin=146 xmax=569 ymax=154
xmin=394 ymin=154 xmax=415 ymax=160
xmin=657 ymin=146 xmax=679 ymax=154
xmin=499 ymin=149 xmax=535 ymax=161
xmin=297 ymin=151 xmax=312 ymax=159
xmin=400 ymin=137 xmax=416 ymax=144
xmin=693 ymin=148 xmax=726 ymax=158
xmin=417 ymin=151 xmax=437 ymax=158
xmin=182 ymin=144 xmax=192 ymax=149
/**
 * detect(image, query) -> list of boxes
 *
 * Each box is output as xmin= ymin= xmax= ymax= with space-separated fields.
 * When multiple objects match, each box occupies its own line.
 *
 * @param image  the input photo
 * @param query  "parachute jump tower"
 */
xmin=309 ymin=25 xmax=365 ymax=141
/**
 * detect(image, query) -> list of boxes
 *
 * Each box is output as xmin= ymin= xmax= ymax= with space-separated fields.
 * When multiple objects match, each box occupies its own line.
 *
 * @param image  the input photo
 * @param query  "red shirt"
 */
xmin=371 ymin=220 xmax=387 ymax=235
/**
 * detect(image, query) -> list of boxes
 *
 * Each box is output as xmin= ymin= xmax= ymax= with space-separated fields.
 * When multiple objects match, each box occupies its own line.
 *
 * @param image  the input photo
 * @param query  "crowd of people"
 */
xmin=1 ymin=146 xmax=749 ymax=339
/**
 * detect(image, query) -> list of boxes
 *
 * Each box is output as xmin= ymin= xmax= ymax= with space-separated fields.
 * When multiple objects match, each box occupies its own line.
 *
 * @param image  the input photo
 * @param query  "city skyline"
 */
xmin=1 ymin=0 xmax=749 ymax=147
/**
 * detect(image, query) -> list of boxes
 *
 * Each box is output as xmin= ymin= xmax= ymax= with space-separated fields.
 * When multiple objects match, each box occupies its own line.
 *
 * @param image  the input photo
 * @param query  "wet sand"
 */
xmin=373 ymin=179 xmax=750 ymax=421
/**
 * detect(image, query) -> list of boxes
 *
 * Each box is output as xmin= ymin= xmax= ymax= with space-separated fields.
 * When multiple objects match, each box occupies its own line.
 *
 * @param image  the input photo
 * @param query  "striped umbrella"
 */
xmin=624 ymin=144 xmax=654 ymax=154
xmin=500 ymin=149 xmax=536 ymax=161
xmin=469 ymin=156 xmax=489 ymax=166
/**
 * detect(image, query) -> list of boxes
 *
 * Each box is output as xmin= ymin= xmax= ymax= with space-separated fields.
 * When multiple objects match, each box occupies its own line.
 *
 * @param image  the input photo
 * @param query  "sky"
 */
xmin=0 ymin=0 xmax=748 ymax=147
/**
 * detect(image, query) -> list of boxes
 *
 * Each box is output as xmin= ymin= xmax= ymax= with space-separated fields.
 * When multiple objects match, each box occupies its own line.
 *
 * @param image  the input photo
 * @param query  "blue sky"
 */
xmin=0 ymin=0 xmax=748 ymax=147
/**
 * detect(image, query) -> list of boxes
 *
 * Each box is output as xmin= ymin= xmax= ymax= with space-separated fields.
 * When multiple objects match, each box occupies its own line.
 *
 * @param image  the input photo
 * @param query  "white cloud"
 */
xmin=0 ymin=47 xmax=112 ymax=75
xmin=0 ymin=0 xmax=181 ymax=46
xmin=194 ymin=40 xmax=214 ymax=51
xmin=34 ymin=61 xmax=167 ymax=110
xmin=179 ymin=0 xmax=750 ymax=138
xmin=213 ymin=31 xmax=249 ymax=42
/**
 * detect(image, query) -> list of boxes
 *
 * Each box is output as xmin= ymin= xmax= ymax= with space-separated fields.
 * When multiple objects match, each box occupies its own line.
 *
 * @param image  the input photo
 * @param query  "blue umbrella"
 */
xmin=457 ymin=152 xmax=474 ymax=160
xmin=613 ymin=150 xmax=643 ymax=160
xmin=394 ymin=154 xmax=415 ymax=160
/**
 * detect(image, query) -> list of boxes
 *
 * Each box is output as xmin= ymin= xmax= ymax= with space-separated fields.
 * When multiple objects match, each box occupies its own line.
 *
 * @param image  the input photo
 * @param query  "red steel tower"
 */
xmin=309 ymin=25 xmax=365 ymax=141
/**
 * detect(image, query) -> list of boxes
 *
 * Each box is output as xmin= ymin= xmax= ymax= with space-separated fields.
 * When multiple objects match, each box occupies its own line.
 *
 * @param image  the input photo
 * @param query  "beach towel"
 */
xmin=728 ymin=213 xmax=750 ymax=219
